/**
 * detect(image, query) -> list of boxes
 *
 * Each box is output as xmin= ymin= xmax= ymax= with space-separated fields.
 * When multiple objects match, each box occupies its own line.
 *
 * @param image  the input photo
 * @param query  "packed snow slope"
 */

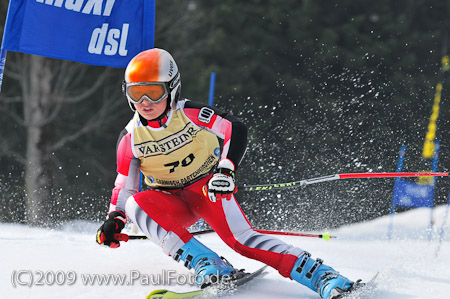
xmin=2 ymin=205 xmax=450 ymax=299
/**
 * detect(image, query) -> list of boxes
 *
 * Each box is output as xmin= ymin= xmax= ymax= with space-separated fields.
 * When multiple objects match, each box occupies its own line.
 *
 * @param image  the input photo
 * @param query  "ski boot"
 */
xmin=290 ymin=252 xmax=355 ymax=299
xmin=173 ymin=238 xmax=235 ymax=288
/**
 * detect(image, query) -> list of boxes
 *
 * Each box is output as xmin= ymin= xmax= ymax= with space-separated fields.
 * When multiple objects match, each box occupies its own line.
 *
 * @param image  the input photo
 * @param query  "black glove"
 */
xmin=205 ymin=159 xmax=237 ymax=202
xmin=96 ymin=210 xmax=127 ymax=248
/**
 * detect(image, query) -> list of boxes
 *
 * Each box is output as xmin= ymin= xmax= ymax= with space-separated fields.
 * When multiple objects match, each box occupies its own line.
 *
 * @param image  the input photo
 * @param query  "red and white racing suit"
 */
xmin=109 ymin=99 xmax=305 ymax=277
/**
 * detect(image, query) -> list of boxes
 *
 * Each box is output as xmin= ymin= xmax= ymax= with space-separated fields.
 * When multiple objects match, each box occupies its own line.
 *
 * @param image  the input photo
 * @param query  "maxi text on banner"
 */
xmin=1 ymin=0 xmax=155 ymax=68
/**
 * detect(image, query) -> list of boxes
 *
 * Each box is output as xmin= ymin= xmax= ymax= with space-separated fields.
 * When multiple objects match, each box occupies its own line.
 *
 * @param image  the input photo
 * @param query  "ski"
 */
xmin=335 ymin=272 xmax=379 ymax=299
xmin=146 ymin=265 xmax=268 ymax=299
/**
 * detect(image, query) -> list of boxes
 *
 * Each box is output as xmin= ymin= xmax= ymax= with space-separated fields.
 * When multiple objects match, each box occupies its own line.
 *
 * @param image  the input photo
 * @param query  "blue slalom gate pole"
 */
xmin=0 ymin=49 xmax=7 ymax=92
xmin=387 ymin=145 xmax=406 ymax=240
xmin=427 ymin=140 xmax=440 ymax=240
xmin=208 ymin=72 xmax=216 ymax=106
xmin=195 ymin=72 xmax=216 ymax=231
xmin=435 ymin=189 xmax=450 ymax=257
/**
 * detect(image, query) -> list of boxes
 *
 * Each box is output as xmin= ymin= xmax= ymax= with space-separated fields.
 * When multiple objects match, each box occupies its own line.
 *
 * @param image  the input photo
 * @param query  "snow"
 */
xmin=2 ymin=205 xmax=450 ymax=299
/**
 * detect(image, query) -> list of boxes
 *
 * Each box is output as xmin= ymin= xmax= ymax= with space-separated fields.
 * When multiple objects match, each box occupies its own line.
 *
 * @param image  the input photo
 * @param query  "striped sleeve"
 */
xmin=109 ymin=128 xmax=140 ymax=213
xmin=182 ymin=100 xmax=248 ymax=170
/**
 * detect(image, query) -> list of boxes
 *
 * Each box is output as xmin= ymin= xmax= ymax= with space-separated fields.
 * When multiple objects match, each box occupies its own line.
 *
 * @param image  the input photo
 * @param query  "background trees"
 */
xmin=1 ymin=0 xmax=450 ymax=230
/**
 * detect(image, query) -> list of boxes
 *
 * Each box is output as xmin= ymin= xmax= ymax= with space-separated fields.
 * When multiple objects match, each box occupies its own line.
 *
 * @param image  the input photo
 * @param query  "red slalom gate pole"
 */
xmin=238 ymin=172 xmax=449 ymax=191
xmin=253 ymin=229 xmax=335 ymax=241
xmin=338 ymin=172 xmax=448 ymax=179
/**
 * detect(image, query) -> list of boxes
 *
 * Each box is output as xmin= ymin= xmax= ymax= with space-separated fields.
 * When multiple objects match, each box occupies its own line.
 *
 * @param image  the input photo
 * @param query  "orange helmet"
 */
xmin=123 ymin=48 xmax=181 ymax=110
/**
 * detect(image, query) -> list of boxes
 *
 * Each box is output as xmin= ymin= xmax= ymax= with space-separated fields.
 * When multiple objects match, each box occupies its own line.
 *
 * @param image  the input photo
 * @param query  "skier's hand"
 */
xmin=96 ymin=210 xmax=127 ymax=248
xmin=205 ymin=159 xmax=237 ymax=202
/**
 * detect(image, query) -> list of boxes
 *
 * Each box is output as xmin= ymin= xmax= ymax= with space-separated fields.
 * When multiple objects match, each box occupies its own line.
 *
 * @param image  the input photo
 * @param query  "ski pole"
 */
xmin=188 ymin=228 xmax=335 ymax=240
xmin=115 ymin=229 xmax=335 ymax=242
xmin=237 ymin=172 xmax=449 ymax=191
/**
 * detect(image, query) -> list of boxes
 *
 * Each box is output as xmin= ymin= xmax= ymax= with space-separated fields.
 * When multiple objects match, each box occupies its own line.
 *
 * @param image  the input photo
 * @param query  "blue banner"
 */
xmin=1 ymin=0 xmax=155 ymax=68
xmin=392 ymin=180 xmax=434 ymax=208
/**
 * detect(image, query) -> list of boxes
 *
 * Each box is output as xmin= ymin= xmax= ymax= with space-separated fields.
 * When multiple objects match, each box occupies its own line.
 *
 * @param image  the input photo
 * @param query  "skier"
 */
xmin=96 ymin=48 xmax=360 ymax=298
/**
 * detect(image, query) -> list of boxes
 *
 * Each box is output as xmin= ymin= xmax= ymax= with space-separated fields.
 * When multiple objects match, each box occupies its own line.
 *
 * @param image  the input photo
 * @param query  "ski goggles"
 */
xmin=124 ymin=82 xmax=169 ymax=104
